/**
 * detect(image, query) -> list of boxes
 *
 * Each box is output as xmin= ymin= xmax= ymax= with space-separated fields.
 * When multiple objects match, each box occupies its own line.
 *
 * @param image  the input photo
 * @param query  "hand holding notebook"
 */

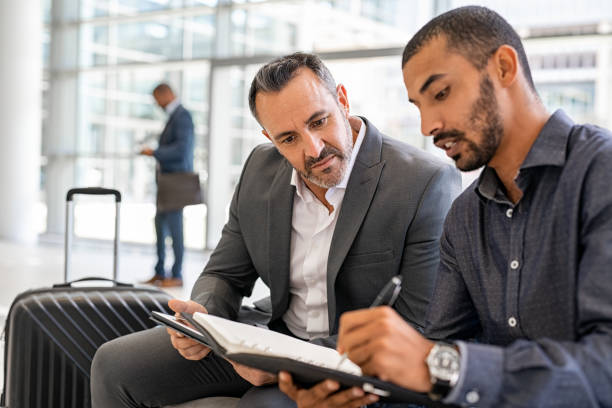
xmin=165 ymin=299 xmax=212 ymax=361
xmin=152 ymin=311 xmax=362 ymax=376
xmin=151 ymin=306 xmax=446 ymax=404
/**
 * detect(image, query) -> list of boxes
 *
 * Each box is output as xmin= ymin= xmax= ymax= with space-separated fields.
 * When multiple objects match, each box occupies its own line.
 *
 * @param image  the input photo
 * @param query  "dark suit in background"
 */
xmin=153 ymin=104 xmax=194 ymax=281
xmin=90 ymin=117 xmax=461 ymax=407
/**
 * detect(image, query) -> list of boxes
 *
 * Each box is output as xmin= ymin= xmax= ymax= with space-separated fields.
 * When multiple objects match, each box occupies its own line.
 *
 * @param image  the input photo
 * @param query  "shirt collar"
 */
xmin=165 ymin=98 xmax=181 ymax=116
xmin=475 ymin=109 xmax=574 ymax=202
xmin=291 ymin=117 xmax=367 ymax=201
xmin=520 ymin=109 xmax=573 ymax=170
xmin=475 ymin=167 xmax=508 ymax=204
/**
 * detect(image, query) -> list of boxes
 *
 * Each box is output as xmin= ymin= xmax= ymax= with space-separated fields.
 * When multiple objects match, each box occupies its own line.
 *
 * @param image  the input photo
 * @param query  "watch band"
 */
xmin=429 ymin=378 xmax=452 ymax=401
xmin=426 ymin=342 xmax=460 ymax=401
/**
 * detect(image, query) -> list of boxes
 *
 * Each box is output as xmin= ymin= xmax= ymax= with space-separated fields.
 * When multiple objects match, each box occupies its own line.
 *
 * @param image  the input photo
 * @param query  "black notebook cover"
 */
xmin=150 ymin=311 xmax=451 ymax=406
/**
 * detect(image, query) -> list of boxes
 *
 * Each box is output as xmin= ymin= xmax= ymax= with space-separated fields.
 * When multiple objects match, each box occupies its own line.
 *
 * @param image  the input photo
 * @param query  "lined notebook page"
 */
xmin=193 ymin=312 xmax=362 ymax=375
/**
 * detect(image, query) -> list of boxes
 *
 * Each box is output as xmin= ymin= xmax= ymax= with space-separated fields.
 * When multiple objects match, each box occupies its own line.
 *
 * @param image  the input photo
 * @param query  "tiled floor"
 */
xmin=0 ymin=238 xmax=209 ymax=309
xmin=0 ymin=236 xmax=270 ymax=388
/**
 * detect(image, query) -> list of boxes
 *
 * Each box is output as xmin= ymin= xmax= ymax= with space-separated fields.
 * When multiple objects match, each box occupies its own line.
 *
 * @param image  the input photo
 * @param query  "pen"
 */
xmin=368 ymin=275 xmax=403 ymax=308
xmin=337 ymin=275 xmax=403 ymax=368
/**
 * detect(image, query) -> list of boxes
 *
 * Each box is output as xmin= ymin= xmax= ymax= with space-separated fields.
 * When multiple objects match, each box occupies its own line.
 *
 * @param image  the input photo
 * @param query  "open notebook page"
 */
xmin=193 ymin=312 xmax=362 ymax=376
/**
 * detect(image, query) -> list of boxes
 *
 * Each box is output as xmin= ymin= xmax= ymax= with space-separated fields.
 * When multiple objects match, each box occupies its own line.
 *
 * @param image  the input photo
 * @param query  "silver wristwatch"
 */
xmin=425 ymin=342 xmax=461 ymax=401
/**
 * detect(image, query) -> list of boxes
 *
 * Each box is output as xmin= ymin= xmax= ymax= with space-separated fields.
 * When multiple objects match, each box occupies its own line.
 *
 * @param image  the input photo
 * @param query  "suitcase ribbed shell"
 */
xmin=2 ymin=286 xmax=171 ymax=408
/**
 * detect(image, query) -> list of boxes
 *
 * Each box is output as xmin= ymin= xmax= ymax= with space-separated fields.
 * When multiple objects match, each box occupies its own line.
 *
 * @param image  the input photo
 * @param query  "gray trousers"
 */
xmin=90 ymin=326 xmax=296 ymax=408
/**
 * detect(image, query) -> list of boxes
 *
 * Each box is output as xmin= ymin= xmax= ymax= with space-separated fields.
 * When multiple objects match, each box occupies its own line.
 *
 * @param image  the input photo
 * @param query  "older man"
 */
xmin=91 ymin=52 xmax=459 ymax=408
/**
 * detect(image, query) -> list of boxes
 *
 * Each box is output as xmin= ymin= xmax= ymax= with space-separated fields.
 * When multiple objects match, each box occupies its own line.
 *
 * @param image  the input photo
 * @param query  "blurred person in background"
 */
xmin=140 ymin=83 xmax=194 ymax=288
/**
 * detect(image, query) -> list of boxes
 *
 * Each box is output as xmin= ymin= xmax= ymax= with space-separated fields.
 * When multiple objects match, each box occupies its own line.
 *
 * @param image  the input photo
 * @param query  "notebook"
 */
xmin=201 ymin=313 xmax=360 ymax=372
xmin=150 ymin=311 xmax=447 ymax=406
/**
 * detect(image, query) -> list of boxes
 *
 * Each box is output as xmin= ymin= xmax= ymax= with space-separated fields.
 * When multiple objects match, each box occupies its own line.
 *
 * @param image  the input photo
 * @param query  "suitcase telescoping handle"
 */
xmin=64 ymin=187 xmax=122 ymax=282
xmin=66 ymin=187 xmax=122 ymax=202
xmin=53 ymin=276 xmax=133 ymax=288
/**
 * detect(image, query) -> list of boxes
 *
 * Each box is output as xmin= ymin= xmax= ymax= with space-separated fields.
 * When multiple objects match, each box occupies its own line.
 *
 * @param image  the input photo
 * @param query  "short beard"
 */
xmin=434 ymin=74 xmax=503 ymax=172
xmin=299 ymin=114 xmax=353 ymax=188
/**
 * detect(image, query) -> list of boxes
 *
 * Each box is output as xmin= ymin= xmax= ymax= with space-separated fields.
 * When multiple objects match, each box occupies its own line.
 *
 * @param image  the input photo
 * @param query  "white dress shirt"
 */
xmin=282 ymin=118 xmax=366 ymax=340
xmin=165 ymin=98 xmax=180 ymax=116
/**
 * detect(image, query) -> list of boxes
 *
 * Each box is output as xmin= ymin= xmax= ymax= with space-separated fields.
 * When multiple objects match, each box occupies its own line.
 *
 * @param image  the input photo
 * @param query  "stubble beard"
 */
xmin=439 ymin=74 xmax=504 ymax=172
xmin=299 ymin=114 xmax=354 ymax=189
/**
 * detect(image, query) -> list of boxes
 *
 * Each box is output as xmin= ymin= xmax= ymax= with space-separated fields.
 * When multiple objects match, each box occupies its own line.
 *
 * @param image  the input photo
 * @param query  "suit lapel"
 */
xmin=326 ymin=118 xmax=385 ymax=330
xmin=159 ymin=105 xmax=181 ymax=145
xmin=267 ymin=160 xmax=295 ymax=321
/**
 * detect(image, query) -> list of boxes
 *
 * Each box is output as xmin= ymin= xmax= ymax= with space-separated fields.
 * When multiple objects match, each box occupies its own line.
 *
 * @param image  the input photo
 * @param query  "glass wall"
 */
xmin=43 ymin=0 xmax=612 ymax=249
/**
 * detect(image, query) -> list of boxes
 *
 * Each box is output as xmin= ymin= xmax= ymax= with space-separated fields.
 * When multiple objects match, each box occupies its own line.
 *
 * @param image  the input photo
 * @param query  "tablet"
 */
xmin=150 ymin=311 xmax=215 ymax=347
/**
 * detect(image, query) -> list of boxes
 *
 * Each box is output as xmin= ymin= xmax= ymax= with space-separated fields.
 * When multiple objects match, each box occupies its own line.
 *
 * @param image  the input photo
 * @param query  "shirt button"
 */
xmin=506 ymin=208 xmax=513 ymax=218
xmin=508 ymin=316 xmax=518 ymax=327
xmin=466 ymin=390 xmax=480 ymax=404
xmin=510 ymin=260 xmax=519 ymax=269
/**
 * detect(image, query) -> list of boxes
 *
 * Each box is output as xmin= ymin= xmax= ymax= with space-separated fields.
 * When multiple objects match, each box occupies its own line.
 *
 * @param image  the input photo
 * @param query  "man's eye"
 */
xmin=282 ymin=135 xmax=295 ymax=144
xmin=435 ymin=87 xmax=449 ymax=101
xmin=311 ymin=117 xmax=327 ymax=128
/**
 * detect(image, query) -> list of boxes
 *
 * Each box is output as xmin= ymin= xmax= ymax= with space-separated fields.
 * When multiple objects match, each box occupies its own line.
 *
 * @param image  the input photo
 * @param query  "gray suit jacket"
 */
xmin=191 ymin=118 xmax=461 ymax=344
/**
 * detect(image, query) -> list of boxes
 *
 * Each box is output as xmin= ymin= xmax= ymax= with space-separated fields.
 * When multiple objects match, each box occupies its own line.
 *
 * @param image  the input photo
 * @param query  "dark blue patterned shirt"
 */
xmin=426 ymin=110 xmax=612 ymax=407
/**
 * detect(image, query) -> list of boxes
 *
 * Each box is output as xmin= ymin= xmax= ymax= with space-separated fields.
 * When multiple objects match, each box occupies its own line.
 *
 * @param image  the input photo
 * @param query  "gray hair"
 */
xmin=248 ymin=52 xmax=337 ymax=123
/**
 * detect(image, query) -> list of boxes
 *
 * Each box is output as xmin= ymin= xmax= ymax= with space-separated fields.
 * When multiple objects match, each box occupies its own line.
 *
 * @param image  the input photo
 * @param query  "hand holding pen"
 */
xmin=278 ymin=277 xmax=405 ymax=405
xmin=337 ymin=273 xmax=435 ymax=393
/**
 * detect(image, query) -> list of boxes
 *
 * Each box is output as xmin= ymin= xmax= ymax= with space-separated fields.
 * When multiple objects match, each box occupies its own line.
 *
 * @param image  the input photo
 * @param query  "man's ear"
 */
xmin=336 ymin=84 xmax=350 ymax=116
xmin=492 ymin=45 xmax=518 ymax=88
xmin=262 ymin=129 xmax=271 ymax=142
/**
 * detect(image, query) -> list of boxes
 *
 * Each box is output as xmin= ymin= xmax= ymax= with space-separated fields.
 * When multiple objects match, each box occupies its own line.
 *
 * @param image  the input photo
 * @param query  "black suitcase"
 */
xmin=1 ymin=188 xmax=172 ymax=408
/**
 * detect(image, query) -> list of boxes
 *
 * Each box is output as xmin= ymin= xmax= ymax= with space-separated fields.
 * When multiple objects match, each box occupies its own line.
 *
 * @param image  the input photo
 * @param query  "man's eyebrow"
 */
xmin=304 ymin=110 xmax=326 ymax=125
xmin=419 ymin=73 xmax=446 ymax=94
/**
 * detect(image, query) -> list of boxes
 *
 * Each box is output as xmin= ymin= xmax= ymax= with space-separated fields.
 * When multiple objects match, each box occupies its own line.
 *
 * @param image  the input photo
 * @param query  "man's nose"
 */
xmin=303 ymin=132 xmax=325 ymax=158
xmin=420 ymin=110 xmax=443 ymax=137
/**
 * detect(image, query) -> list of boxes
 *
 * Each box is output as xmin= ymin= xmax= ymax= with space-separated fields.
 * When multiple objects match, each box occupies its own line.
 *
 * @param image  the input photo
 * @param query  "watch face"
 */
xmin=427 ymin=345 xmax=460 ymax=384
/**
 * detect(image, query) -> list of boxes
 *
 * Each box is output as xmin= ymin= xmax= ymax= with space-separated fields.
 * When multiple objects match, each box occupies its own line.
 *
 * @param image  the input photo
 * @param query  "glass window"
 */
xmin=43 ymin=0 xmax=612 ymax=250
xmin=81 ymin=0 xmax=184 ymax=19
xmin=115 ymin=19 xmax=184 ymax=64
xmin=74 ymin=64 xmax=208 ymax=248
xmin=361 ymin=0 xmax=399 ymax=25
xmin=81 ymin=0 xmax=112 ymax=19
xmin=189 ymin=14 xmax=216 ymax=59
xmin=537 ymin=82 xmax=596 ymax=118
xmin=186 ymin=0 xmax=218 ymax=6
xmin=116 ymin=0 xmax=183 ymax=14
xmin=229 ymin=3 xmax=294 ymax=55
xmin=326 ymin=57 xmax=424 ymax=149
xmin=183 ymin=66 xmax=210 ymax=175
xmin=310 ymin=0 xmax=419 ymax=52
